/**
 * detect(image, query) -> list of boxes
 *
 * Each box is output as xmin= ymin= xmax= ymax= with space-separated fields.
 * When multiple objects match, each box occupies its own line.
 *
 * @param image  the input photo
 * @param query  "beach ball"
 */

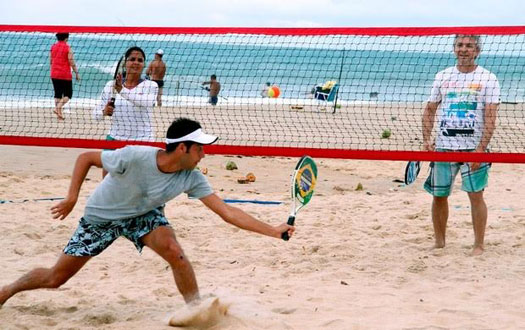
xmin=267 ymin=86 xmax=280 ymax=98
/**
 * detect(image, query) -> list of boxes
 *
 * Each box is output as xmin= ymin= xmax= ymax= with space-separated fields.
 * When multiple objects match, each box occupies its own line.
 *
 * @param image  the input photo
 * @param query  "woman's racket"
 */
xmin=404 ymin=161 xmax=421 ymax=185
xmin=108 ymin=55 xmax=126 ymax=109
xmin=281 ymin=156 xmax=318 ymax=241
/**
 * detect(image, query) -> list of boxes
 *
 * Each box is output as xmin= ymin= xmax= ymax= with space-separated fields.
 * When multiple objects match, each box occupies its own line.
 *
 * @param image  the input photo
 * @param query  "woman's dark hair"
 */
xmin=56 ymin=33 xmax=69 ymax=41
xmin=165 ymin=118 xmax=202 ymax=153
xmin=124 ymin=46 xmax=146 ymax=61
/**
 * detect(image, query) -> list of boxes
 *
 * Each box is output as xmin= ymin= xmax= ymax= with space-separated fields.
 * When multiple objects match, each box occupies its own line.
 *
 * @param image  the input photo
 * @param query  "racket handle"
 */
xmin=107 ymin=97 xmax=115 ymax=116
xmin=281 ymin=215 xmax=295 ymax=241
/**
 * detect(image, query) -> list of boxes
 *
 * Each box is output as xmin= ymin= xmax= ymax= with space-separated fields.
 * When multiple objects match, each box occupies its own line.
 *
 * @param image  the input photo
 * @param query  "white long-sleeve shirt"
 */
xmin=93 ymin=80 xmax=158 ymax=141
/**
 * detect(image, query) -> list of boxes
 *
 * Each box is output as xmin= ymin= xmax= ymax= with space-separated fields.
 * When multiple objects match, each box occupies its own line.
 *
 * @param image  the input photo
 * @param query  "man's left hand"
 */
xmin=470 ymin=146 xmax=487 ymax=171
xmin=470 ymin=162 xmax=481 ymax=171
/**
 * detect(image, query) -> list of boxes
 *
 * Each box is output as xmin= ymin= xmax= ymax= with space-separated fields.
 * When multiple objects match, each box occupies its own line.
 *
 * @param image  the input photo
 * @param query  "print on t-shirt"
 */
xmin=440 ymin=88 xmax=480 ymax=137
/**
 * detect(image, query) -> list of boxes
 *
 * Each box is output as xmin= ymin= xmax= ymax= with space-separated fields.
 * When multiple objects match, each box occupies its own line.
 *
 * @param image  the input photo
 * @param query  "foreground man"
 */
xmin=0 ymin=117 xmax=294 ymax=308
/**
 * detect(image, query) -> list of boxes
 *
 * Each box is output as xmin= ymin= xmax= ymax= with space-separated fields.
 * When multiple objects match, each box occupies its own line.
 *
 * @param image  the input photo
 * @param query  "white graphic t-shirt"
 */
xmin=428 ymin=65 xmax=500 ymax=150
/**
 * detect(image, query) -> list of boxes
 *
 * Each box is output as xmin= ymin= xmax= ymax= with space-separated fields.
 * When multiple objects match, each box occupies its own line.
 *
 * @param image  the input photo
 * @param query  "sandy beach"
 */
xmin=0 ymin=144 xmax=524 ymax=329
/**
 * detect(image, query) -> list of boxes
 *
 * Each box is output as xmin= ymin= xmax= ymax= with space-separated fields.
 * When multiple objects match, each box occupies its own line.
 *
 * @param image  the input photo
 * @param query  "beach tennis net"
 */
xmin=0 ymin=25 xmax=524 ymax=162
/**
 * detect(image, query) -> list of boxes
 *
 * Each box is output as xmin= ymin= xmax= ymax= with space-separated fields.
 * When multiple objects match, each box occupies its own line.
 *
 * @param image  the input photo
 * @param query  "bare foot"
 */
xmin=169 ymin=297 xmax=228 ymax=327
xmin=429 ymin=245 xmax=446 ymax=256
xmin=433 ymin=241 xmax=445 ymax=249
xmin=471 ymin=246 xmax=484 ymax=256
xmin=53 ymin=109 xmax=65 ymax=120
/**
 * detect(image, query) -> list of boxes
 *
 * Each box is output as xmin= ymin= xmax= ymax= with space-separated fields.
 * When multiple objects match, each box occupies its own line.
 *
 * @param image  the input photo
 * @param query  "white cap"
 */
xmin=156 ymin=49 xmax=164 ymax=55
xmin=165 ymin=128 xmax=218 ymax=145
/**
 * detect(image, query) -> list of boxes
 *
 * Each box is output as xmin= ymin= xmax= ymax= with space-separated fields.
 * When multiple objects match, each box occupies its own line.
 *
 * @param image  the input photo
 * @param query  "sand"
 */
xmin=2 ymin=102 xmax=524 ymax=152
xmin=0 ymin=145 xmax=524 ymax=329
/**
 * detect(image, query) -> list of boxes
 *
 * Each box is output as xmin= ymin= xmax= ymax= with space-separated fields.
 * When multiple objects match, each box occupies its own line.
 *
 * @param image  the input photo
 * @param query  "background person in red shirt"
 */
xmin=50 ymin=32 xmax=80 ymax=120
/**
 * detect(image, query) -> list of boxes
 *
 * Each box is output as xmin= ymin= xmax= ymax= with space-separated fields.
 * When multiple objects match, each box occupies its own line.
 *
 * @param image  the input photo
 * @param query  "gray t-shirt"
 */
xmin=83 ymin=146 xmax=213 ymax=224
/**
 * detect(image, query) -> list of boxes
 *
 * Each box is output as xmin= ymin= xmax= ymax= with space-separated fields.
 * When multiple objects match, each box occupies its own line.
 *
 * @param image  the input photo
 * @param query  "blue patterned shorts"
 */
xmin=424 ymin=161 xmax=491 ymax=197
xmin=63 ymin=207 xmax=170 ymax=256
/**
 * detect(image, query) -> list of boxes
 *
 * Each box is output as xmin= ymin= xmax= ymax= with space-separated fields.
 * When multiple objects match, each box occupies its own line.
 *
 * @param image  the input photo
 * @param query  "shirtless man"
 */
xmin=146 ymin=49 xmax=167 ymax=107
xmin=202 ymin=74 xmax=221 ymax=106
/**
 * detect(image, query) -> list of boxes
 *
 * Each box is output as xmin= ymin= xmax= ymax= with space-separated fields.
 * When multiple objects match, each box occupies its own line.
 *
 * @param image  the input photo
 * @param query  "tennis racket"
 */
xmin=404 ymin=161 xmax=421 ymax=185
xmin=108 ymin=55 xmax=126 ymax=110
xmin=281 ymin=156 xmax=318 ymax=241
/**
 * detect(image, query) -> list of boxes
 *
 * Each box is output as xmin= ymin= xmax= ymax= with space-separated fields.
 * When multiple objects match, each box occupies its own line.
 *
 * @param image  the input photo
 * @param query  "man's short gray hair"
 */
xmin=454 ymin=34 xmax=482 ymax=50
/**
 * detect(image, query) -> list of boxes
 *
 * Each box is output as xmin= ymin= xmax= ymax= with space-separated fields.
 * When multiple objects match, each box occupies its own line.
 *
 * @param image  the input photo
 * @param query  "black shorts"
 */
xmin=51 ymin=78 xmax=73 ymax=99
xmin=153 ymin=80 xmax=164 ymax=88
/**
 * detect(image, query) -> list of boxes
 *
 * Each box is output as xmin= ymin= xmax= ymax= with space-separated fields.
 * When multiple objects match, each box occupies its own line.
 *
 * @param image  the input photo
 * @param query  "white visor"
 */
xmin=165 ymin=128 xmax=218 ymax=145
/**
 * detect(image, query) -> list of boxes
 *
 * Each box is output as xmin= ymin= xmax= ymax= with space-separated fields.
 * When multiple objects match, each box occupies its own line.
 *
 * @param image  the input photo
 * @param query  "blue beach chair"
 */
xmin=314 ymin=83 xmax=340 ymax=112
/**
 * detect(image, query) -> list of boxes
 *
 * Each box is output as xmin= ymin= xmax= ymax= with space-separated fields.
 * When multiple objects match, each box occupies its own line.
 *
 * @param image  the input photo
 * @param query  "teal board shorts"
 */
xmin=424 ymin=155 xmax=491 ymax=197
xmin=63 ymin=207 xmax=169 ymax=256
xmin=104 ymin=134 xmax=117 ymax=151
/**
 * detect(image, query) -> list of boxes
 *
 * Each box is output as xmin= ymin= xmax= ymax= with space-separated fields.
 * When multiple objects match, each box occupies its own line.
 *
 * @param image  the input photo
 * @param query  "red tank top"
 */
xmin=50 ymin=41 xmax=72 ymax=80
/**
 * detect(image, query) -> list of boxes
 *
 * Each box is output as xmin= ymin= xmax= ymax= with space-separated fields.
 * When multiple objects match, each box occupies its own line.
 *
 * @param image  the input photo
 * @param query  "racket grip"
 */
xmin=108 ymin=97 xmax=115 ymax=108
xmin=281 ymin=215 xmax=295 ymax=241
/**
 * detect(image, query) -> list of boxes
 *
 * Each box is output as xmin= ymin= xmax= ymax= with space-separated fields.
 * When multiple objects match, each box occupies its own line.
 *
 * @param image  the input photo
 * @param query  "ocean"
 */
xmin=0 ymin=31 xmax=524 ymax=108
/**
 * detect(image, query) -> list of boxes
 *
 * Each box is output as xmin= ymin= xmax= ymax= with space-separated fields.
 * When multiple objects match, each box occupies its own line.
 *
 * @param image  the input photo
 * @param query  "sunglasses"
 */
xmin=127 ymin=57 xmax=144 ymax=63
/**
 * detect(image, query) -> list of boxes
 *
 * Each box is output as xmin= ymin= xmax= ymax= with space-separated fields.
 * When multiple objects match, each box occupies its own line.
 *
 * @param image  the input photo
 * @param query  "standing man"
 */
xmin=202 ymin=74 xmax=221 ymax=106
xmin=0 ymin=117 xmax=294 ymax=309
xmin=50 ymin=32 xmax=80 ymax=120
xmin=422 ymin=35 xmax=500 ymax=256
xmin=146 ymin=49 xmax=167 ymax=107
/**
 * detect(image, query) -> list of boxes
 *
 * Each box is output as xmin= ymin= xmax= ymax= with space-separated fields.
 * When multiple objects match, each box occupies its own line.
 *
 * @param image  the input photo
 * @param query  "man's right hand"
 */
xmin=51 ymin=197 xmax=77 ymax=220
xmin=423 ymin=140 xmax=435 ymax=151
xmin=275 ymin=223 xmax=295 ymax=239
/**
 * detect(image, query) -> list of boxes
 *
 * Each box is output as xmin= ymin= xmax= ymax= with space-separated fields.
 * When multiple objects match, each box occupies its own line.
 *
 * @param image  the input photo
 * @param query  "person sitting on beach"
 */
xmin=422 ymin=35 xmax=500 ymax=256
xmin=261 ymin=82 xmax=271 ymax=97
xmin=50 ymin=32 xmax=80 ymax=120
xmin=321 ymin=80 xmax=336 ymax=92
xmin=0 ymin=117 xmax=295 ymax=310
xmin=146 ymin=49 xmax=167 ymax=107
xmin=202 ymin=74 xmax=221 ymax=106
xmin=92 ymin=46 xmax=158 ymax=177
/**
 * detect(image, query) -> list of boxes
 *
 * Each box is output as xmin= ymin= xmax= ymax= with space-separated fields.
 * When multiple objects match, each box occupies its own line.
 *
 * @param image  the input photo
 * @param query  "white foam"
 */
xmin=0 ymin=95 xmax=372 ymax=109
